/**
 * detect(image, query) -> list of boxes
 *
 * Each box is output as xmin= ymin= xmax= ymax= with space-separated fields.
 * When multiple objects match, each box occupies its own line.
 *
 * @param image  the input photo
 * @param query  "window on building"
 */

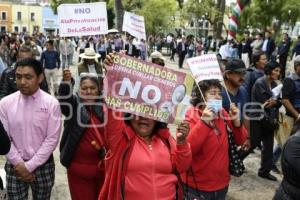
xmin=0 ymin=26 xmax=6 ymax=33
xmin=1 ymin=12 xmax=7 ymax=20
xmin=14 ymin=26 xmax=19 ymax=33
xmin=22 ymin=26 xmax=27 ymax=33
xmin=30 ymin=13 xmax=35 ymax=21
xmin=17 ymin=12 xmax=21 ymax=20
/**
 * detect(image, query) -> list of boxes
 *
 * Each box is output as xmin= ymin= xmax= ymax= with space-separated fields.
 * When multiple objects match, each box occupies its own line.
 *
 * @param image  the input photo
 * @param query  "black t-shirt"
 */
xmin=281 ymin=132 xmax=300 ymax=188
xmin=282 ymin=78 xmax=294 ymax=100
xmin=282 ymin=77 xmax=300 ymax=116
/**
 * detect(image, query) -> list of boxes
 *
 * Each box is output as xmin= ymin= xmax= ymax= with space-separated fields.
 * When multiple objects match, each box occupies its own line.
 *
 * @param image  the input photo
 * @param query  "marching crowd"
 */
xmin=0 ymin=30 xmax=299 ymax=200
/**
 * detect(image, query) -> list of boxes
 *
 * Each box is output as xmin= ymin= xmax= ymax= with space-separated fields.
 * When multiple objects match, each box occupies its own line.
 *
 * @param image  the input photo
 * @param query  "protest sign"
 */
xmin=122 ymin=11 xmax=146 ymax=40
xmin=104 ymin=53 xmax=194 ymax=123
xmin=58 ymin=2 xmax=108 ymax=37
xmin=187 ymin=54 xmax=223 ymax=82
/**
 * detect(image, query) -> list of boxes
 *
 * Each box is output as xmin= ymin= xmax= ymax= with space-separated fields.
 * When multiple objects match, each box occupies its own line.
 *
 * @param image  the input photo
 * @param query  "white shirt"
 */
xmin=78 ymin=40 xmax=87 ymax=49
xmin=87 ymin=64 xmax=97 ymax=75
xmin=128 ymin=44 xmax=133 ymax=55
xmin=262 ymin=39 xmax=268 ymax=52
xmin=182 ymin=42 xmax=185 ymax=51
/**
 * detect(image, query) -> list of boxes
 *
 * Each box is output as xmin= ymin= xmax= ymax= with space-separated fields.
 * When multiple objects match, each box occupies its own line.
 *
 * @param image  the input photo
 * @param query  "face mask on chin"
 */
xmin=207 ymin=99 xmax=223 ymax=113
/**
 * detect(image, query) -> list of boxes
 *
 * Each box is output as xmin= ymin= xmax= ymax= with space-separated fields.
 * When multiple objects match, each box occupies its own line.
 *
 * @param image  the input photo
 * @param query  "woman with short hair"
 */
xmin=182 ymin=79 xmax=248 ymax=200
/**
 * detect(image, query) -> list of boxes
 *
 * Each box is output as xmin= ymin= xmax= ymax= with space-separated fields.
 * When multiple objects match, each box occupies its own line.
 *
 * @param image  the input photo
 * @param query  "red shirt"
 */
xmin=99 ymin=109 xmax=192 ymax=200
xmin=181 ymin=106 xmax=248 ymax=191
xmin=125 ymin=135 xmax=177 ymax=200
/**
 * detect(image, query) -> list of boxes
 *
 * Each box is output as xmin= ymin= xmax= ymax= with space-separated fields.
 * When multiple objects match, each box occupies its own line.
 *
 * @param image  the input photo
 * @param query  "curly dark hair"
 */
xmin=190 ymin=79 xmax=222 ymax=107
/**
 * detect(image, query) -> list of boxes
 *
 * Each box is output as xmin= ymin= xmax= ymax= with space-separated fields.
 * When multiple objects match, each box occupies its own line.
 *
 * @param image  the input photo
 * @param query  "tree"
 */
xmin=114 ymin=0 xmax=124 ymax=31
xmin=137 ymin=0 xmax=177 ymax=34
xmin=182 ymin=0 xmax=226 ymax=38
xmin=240 ymin=0 xmax=300 ymax=37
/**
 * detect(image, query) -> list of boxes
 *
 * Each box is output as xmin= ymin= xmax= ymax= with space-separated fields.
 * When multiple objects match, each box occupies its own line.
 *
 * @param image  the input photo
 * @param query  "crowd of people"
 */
xmin=0 ymin=29 xmax=299 ymax=200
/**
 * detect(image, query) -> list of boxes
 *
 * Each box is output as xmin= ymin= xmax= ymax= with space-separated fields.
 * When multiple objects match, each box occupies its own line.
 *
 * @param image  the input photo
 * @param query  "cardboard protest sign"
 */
xmin=104 ymin=53 xmax=194 ymax=123
xmin=187 ymin=54 xmax=223 ymax=82
xmin=122 ymin=11 xmax=146 ymax=40
xmin=58 ymin=2 xmax=108 ymax=37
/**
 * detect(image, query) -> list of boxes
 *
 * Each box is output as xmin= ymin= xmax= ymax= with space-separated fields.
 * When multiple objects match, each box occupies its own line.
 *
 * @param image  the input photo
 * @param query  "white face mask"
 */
xmin=207 ymin=99 xmax=223 ymax=113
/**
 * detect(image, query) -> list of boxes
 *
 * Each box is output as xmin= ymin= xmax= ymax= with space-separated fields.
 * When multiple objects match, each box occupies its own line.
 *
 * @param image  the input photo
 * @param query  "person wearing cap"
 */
xmin=222 ymin=59 xmax=250 ymax=133
xmin=150 ymin=51 xmax=165 ymax=66
xmin=242 ymin=61 xmax=282 ymax=181
xmin=222 ymin=59 xmax=248 ymax=115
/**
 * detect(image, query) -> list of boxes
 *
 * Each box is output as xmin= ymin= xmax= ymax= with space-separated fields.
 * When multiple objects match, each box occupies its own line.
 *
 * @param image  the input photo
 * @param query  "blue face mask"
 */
xmin=207 ymin=99 xmax=223 ymax=113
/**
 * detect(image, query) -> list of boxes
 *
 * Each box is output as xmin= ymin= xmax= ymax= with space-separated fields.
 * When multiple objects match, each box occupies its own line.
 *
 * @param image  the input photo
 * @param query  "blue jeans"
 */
xmin=140 ymin=51 xmax=146 ymax=60
xmin=273 ymin=144 xmax=282 ymax=165
xmin=184 ymin=184 xmax=228 ymax=200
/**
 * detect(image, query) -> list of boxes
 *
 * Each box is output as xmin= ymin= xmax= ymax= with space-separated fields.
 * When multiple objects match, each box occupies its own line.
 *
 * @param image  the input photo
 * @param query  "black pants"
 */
xmin=240 ymin=120 xmax=274 ymax=175
xmin=0 ymin=176 xmax=3 ymax=190
xmin=279 ymin=55 xmax=288 ymax=80
xmin=273 ymin=181 xmax=300 ymax=200
xmin=178 ymin=54 xmax=185 ymax=69
xmin=170 ymin=49 xmax=176 ymax=61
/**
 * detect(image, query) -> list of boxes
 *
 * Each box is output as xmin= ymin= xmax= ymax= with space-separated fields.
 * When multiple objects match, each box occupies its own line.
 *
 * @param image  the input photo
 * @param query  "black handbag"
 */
xmin=225 ymin=121 xmax=245 ymax=177
xmin=261 ymin=108 xmax=279 ymax=131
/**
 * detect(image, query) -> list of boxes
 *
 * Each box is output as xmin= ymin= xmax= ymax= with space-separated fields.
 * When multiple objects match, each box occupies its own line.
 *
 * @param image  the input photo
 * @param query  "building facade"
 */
xmin=0 ymin=2 xmax=12 ymax=33
xmin=42 ymin=6 xmax=58 ymax=34
xmin=11 ymin=4 xmax=42 ymax=34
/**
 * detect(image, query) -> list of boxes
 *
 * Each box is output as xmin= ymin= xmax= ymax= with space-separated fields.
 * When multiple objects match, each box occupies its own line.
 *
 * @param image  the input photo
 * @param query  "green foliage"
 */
xmin=240 ymin=0 xmax=300 ymax=33
xmin=137 ymin=0 xmax=178 ymax=34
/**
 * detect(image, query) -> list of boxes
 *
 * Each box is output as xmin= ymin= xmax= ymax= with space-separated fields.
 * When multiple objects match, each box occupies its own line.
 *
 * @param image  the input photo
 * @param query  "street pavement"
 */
xmin=0 ymin=50 xmax=292 ymax=200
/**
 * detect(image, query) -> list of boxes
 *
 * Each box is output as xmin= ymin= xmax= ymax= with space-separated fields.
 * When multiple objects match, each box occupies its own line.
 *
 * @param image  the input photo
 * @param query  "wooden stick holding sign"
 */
xmin=187 ymin=54 xmax=232 ymax=105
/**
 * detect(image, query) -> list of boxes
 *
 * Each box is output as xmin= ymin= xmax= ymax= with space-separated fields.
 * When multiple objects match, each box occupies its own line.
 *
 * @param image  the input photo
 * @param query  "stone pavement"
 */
xmin=1 ymin=51 xmax=293 ymax=200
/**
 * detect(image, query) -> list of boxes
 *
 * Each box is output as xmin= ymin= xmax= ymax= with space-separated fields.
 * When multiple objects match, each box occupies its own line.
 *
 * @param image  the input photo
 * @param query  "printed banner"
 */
xmin=187 ymin=54 xmax=223 ymax=82
xmin=58 ymin=2 xmax=108 ymax=37
xmin=104 ymin=53 xmax=194 ymax=123
xmin=122 ymin=11 xmax=146 ymax=40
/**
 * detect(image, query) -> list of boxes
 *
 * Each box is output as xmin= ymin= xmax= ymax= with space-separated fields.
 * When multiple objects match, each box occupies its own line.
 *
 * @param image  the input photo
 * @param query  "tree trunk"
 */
xmin=115 ymin=0 xmax=124 ymax=31
xmin=216 ymin=0 xmax=225 ymax=39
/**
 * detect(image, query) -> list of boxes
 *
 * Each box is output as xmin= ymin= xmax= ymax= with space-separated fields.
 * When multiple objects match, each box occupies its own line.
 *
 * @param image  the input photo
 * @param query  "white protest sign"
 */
xmin=187 ymin=54 xmax=223 ymax=82
xmin=122 ymin=11 xmax=146 ymax=40
xmin=58 ymin=2 xmax=108 ymax=37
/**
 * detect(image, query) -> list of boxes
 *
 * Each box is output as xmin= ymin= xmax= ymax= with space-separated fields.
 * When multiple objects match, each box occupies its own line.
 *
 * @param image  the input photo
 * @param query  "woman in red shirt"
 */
xmin=99 ymin=54 xmax=192 ymax=200
xmin=182 ymin=79 xmax=249 ymax=200
xmin=59 ymin=70 xmax=106 ymax=200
